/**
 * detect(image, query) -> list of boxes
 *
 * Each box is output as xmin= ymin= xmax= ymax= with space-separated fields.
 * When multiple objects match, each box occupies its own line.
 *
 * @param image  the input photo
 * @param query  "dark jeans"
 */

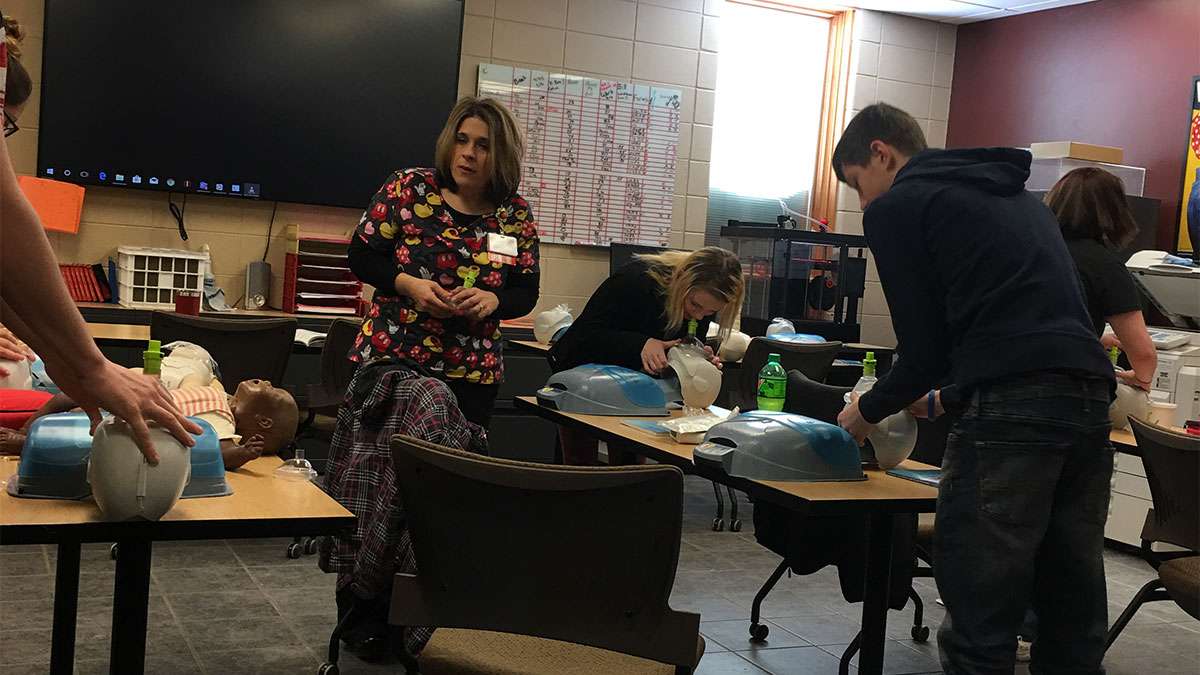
xmin=935 ymin=372 xmax=1113 ymax=675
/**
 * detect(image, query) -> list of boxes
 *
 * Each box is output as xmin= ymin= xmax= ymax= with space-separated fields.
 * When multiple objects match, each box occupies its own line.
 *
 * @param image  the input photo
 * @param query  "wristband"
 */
xmin=927 ymin=390 xmax=937 ymax=420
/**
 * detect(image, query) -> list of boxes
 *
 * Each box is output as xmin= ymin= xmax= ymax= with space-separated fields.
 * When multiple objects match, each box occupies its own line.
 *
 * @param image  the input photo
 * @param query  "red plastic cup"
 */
xmin=175 ymin=290 xmax=201 ymax=316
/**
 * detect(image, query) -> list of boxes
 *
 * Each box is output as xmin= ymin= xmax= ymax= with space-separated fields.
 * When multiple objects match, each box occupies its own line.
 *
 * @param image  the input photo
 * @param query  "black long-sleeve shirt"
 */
xmin=857 ymin=148 xmax=1113 ymax=424
xmin=348 ymin=234 xmax=540 ymax=321
xmin=549 ymin=262 xmax=710 ymax=372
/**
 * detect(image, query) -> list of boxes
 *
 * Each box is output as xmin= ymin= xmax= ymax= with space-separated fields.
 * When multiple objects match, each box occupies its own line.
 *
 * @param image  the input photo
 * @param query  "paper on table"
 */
xmin=18 ymin=176 xmax=85 ymax=234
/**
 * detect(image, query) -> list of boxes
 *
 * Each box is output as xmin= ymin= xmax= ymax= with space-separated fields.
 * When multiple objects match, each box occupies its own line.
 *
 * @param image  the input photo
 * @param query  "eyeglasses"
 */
xmin=2 ymin=111 xmax=17 ymax=138
xmin=3 ymin=111 xmax=18 ymax=138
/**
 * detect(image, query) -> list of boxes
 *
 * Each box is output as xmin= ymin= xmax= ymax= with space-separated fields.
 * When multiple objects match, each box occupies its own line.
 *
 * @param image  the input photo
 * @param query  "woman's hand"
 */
xmin=641 ymin=338 xmax=680 ymax=375
xmin=48 ymin=359 xmax=201 ymax=464
xmin=837 ymin=391 xmax=875 ymax=444
xmin=702 ymin=344 xmax=722 ymax=369
xmin=396 ymin=274 xmax=456 ymax=318
xmin=0 ymin=323 xmax=35 ymax=373
xmin=450 ymin=287 xmax=499 ymax=321
xmin=1116 ymin=369 xmax=1151 ymax=391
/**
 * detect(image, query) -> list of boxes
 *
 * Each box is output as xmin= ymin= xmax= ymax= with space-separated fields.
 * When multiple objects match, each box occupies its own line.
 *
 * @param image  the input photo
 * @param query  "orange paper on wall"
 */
xmin=17 ymin=176 xmax=85 ymax=234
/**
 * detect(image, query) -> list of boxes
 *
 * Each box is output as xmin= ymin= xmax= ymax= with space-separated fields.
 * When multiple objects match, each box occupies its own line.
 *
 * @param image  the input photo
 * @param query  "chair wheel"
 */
xmin=730 ymin=519 xmax=742 ymax=532
xmin=109 ymin=544 xmax=119 ymax=560
xmin=304 ymin=538 xmax=319 ymax=555
xmin=911 ymin=625 xmax=930 ymax=642
xmin=711 ymin=518 xmax=725 ymax=532
xmin=287 ymin=543 xmax=303 ymax=559
xmin=749 ymin=623 xmax=770 ymax=642
xmin=317 ymin=663 xmax=339 ymax=675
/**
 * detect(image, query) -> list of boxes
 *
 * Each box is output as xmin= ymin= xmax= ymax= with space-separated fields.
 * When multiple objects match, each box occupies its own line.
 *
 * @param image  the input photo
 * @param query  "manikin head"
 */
xmin=229 ymin=380 xmax=299 ymax=455
xmin=668 ymin=344 xmax=722 ymax=411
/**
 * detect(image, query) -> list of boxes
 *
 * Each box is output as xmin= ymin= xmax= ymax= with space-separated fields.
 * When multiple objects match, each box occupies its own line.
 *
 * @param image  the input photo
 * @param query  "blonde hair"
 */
xmin=434 ymin=96 xmax=524 ymax=204
xmin=2 ymin=15 xmax=23 ymax=58
xmin=636 ymin=247 xmax=744 ymax=344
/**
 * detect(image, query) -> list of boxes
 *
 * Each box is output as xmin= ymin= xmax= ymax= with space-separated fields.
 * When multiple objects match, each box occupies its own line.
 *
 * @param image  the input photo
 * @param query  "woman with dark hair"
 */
xmin=1 ymin=14 xmax=199 ymax=461
xmin=1045 ymin=167 xmax=1156 ymax=390
xmin=347 ymin=96 xmax=540 ymax=430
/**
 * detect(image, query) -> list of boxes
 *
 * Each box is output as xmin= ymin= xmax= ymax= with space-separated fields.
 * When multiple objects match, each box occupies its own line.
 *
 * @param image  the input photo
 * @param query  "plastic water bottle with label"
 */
xmin=851 ymin=351 xmax=877 ymax=396
xmin=756 ymin=353 xmax=787 ymax=411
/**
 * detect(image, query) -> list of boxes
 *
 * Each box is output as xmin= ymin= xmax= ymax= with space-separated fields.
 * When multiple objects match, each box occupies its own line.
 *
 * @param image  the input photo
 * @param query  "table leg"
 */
xmin=110 ymin=540 xmax=152 ymax=675
xmin=50 ymin=541 xmax=81 ymax=675
xmin=859 ymin=512 xmax=896 ymax=675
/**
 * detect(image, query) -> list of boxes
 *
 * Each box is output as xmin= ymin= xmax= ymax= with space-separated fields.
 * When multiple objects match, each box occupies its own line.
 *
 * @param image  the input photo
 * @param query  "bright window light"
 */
xmin=710 ymin=3 xmax=830 ymax=200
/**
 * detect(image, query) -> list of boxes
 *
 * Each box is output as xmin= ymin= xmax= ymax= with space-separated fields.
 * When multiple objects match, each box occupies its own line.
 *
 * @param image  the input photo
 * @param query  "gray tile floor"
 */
xmin=1 ymin=475 xmax=1196 ymax=674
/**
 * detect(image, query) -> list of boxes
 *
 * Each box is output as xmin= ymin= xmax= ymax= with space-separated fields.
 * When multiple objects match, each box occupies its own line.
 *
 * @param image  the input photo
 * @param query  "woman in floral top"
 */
xmin=348 ymin=97 xmax=540 ymax=429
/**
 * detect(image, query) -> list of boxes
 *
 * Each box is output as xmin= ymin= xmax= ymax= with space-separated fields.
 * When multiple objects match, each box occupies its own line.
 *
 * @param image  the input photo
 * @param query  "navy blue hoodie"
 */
xmin=857 ymin=148 xmax=1114 ymax=423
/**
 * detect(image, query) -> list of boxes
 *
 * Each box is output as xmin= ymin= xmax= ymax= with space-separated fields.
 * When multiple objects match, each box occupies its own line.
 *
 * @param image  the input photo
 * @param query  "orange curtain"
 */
xmin=810 ymin=9 xmax=855 ymax=231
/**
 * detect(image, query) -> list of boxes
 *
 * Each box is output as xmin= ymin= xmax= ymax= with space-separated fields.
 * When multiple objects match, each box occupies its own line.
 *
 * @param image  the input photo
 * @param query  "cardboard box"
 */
xmin=1030 ymin=141 xmax=1124 ymax=164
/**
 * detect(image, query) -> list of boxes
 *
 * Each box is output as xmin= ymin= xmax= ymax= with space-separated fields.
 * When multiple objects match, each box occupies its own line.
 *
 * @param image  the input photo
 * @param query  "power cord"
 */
xmin=169 ymin=193 xmax=188 ymax=240
xmin=262 ymin=201 xmax=279 ymax=261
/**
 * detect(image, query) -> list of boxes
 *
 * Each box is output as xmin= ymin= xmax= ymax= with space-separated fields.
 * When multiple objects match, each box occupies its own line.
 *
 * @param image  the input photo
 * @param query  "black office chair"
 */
xmin=1106 ymin=417 xmax=1200 ymax=650
xmin=287 ymin=318 xmax=361 ymax=559
xmin=706 ymin=337 xmax=843 ymax=533
xmin=149 ymin=312 xmax=297 ymax=393
xmin=296 ymin=318 xmax=362 ymax=433
xmin=747 ymin=370 xmax=927 ymax=672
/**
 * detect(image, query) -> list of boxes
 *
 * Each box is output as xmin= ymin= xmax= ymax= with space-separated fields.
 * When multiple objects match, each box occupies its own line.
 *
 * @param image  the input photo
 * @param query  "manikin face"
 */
xmin=229 ymin=380 xmax=298 ymax=455
xmin=450 ymin=116 xmax=491 ymax=195
xmin=685 ymin=288 xmax=727 ymax=322
xmin=839 ymin=140 xmax=905 ymax=210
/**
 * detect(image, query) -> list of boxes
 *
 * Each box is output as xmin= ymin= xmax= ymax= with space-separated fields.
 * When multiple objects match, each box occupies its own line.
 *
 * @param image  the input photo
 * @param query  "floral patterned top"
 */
xmin=350 ymin=169 xmax=540 ymax=385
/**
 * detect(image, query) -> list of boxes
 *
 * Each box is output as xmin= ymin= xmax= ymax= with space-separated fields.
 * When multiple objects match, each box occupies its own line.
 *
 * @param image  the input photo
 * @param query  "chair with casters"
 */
xmin=295 ymin=318 xmax=362 ymax=436
xmin=317 ymin=434 xmax=705 ymax=675
xmin=707 ymin=337 xmax=843 ymax=533
xmin=746 ymin=370 xmax=926 ymax=673
xmin=286 ymin=318 xmax=361 ymax=560
xmin=149 ymin=311 xmax=297 ymax=394
xmin=1105 ymin=417 xmax=1200 ymax=651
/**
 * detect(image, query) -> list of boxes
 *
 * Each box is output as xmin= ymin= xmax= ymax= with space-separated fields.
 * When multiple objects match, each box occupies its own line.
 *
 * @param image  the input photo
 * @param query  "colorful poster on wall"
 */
xmin=1178 ymin=76 xmax=1200 ymax=256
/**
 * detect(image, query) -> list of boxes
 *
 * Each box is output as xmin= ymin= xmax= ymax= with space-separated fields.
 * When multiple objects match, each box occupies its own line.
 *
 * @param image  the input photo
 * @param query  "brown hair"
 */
xmin=636 ymin=247 xmax=745 ymax=344
xmin=833 ymin=103 xmax=928 ymax=183
xmin=434 ymin=96 xmax=524 ymax=205
xmin=1044 ymin=167 xmax=1138 ymax=249
xmin=2 ymin=15 xmax=33 ymax=110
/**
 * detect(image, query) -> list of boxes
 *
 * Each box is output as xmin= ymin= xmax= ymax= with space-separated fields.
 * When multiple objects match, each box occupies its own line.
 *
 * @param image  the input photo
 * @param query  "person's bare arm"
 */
xmin=0 ymin=138 xmax=200 ymax=461
xmin=1107 ymin=310 xmax=1156 ymax=390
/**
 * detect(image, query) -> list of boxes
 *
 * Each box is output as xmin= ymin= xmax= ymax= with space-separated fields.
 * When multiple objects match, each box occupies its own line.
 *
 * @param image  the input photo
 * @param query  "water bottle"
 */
xmin=851 ymin=351 xmax=877 ymax=396
xmin=756 ymin=353 xmax=787 ymax=412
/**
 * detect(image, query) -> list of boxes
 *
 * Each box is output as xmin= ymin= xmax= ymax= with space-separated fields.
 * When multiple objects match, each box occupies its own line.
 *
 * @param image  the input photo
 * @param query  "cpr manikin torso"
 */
xmin=88 ymin=416 xmax=191 ymax=520
xmin=158 ymin=342 xmax=219 ymax=390
xmin=668 ymin=344 xmax=722 ymax=411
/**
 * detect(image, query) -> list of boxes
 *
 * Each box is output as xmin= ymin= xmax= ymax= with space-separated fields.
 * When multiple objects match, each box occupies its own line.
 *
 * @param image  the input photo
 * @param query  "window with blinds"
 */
xmin=705 ymin=3 xmax=831 ymax=244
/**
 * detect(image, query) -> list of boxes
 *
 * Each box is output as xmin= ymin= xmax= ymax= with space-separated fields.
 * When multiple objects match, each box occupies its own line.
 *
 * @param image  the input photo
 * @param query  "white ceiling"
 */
xmin=842 ymin=0 xmax=1098 ymax=24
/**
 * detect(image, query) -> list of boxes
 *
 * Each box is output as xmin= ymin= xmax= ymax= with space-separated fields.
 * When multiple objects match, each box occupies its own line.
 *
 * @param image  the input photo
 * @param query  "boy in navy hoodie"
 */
xmin=834 ymin=104 xmax=1114 ymax=675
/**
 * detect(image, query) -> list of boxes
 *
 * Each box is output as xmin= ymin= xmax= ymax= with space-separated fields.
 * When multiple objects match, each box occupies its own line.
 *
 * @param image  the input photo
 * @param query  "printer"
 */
xmin=1123 ymin=250 xmax=1200 ymax=426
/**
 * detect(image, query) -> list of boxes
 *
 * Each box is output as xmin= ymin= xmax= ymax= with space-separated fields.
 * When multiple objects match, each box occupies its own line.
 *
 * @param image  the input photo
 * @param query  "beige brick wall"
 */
xmin=459 ymin=0 xmax=722 ymax=317
xmin=5 ymin=0 xmax=955 ymax=339
xmin=4 ymin=0 xmax=721 ymax=317
xmin=838 ymin=10 xmax=957 ymax=347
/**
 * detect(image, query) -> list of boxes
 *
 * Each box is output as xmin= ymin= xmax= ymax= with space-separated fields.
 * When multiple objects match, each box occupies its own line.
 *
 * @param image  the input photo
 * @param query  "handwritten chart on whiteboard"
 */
xmin=477 ymin=64 xmax=681 ymax=248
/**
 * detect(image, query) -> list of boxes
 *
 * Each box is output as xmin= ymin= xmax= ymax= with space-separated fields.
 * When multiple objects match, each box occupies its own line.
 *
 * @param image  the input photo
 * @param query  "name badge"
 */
xmin=487 ymin=233 xmax=518 ymax=265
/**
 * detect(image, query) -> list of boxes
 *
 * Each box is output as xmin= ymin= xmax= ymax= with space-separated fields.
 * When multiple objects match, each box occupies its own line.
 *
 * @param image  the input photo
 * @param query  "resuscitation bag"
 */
xmin=88 ymin=416 xmax=192 ymax=521
xmin=534 ymin=305 xmax=574 ymax=344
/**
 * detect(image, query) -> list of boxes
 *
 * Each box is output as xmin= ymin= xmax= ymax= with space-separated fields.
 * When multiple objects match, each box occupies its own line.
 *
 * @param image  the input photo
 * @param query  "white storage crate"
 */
xmin=116 ymin=246 xmax=209 ymax=309
xmin=1027 ymin=157 xmax=1146 ymax=196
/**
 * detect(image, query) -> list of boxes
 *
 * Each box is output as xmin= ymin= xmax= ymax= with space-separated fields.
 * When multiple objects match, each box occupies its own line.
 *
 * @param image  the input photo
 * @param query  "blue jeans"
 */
xmin=935 ymin=372 xmax=1113 ymax=675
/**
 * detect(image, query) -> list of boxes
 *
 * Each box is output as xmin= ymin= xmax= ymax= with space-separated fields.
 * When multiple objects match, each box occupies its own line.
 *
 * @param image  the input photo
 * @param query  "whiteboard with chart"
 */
xmin=477 ymin=64 xmax=681 ymax=248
